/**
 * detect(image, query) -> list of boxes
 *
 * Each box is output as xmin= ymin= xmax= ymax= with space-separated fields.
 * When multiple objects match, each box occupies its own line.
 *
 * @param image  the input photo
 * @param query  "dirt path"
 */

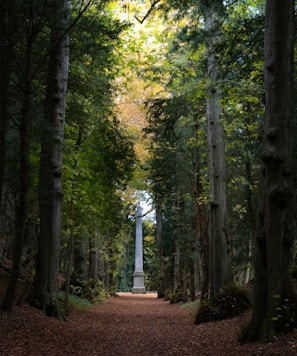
xmin=0 ymin=292 xmax=296 ymax=355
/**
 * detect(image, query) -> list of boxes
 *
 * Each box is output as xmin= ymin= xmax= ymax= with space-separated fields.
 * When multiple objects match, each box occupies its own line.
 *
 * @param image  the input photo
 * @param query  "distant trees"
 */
xmin=61 ymin=7 xmax=135 ymax=304
xmin=140 ymin=0 xmax=264 ymax=301
xmin=139 ymin=0 xmax=297 ymax=342
xmin=145 ymin=96 xmax=201 ymax=300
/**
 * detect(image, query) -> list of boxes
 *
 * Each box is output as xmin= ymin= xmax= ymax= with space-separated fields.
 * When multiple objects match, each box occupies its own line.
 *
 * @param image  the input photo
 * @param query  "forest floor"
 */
xmin=1 ymin=291 xmax=297 ymax=355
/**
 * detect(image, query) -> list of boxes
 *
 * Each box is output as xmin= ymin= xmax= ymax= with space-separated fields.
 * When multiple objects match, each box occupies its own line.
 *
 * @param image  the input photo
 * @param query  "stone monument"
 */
xmin=132 ymin=205 xmax=146 ymax=294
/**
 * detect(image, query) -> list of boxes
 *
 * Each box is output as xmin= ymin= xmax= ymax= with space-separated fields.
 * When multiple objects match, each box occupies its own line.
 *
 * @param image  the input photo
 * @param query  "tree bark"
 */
xmin=2 ymin=79 xmax=32 ymax=312
xmin=192 ymin=120 xmax=209 ymax=301
xmin=193 ymin=182 xmax=208 ymax=301
xmin=156 ymin=204 xmax=166 ymax=297
xmin=64 ymin=179 xmax=75 ymax=311
xmin=0 ymin=0 xmax=14 ymax=204
xmin=249 ymin=0 xmax=295 ymax=342
xmin=204 ymin=1 xmax=230 ymax=299
xmin=33 ymin=0 xmax=70 ymax=318
xmin=88 ymin=229 xmax=99 ymax=281
xmin=1 ymin=5 xmax=33 ymax=310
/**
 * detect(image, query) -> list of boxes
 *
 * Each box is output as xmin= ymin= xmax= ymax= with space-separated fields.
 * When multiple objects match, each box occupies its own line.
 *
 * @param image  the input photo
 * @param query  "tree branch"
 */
xmin=134 ymin=0 xmax=161 ymax=24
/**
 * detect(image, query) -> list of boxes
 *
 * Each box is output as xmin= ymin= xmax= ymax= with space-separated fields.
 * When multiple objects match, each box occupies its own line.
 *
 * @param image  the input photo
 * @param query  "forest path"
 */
xmin=1 ymin=292 xmax=296 ymax=355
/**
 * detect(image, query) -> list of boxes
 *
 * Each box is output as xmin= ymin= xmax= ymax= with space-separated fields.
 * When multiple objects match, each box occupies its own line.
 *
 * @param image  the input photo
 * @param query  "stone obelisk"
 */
xmin=132 ymin=205 xmax=146 ymax=294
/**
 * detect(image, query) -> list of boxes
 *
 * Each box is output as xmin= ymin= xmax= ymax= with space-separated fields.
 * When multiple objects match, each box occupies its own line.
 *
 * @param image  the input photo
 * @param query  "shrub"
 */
xmin=70 ymin=277 xmax=110 ymax=304
xmin=195 ymin=285 xmax=251 ymax=324
xmin=195 ymin=301 xmax=220 ymax=323
xmin=271 ymin=292 xmax=297 ymax=333
xmin=215 ymin=285 xmax=251 ymax=318
xmin=168 ymin=290 xmax=184 ymax=304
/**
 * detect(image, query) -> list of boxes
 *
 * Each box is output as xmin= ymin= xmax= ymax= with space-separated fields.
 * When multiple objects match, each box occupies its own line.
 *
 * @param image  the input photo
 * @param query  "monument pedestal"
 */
xmin=132 ymin=271 xmax=146 ymax=294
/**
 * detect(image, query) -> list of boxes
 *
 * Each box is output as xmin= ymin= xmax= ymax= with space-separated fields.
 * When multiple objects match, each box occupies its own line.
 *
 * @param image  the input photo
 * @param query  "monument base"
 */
xmin=132 ymin=271 xmax=146 ymax=294
xmin=131 ymin=287 xmax=146 ymax=294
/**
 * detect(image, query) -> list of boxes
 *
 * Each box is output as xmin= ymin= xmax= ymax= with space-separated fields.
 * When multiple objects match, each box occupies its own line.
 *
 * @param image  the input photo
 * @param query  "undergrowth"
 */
xmin=61 ymin=293 xmax=92 ymax=312
xmin=195 ymin=285 xmax=251 ymax=324
xmin=70 ymin=273 xmax=112 ymax=303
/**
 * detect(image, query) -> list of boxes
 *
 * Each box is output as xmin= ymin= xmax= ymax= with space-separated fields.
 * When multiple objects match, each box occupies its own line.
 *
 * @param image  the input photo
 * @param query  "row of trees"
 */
xmin=129 ymin=0 xmax=295 ymax=341
xmin=134 ymin=0 xmax=264 ymax=300
xmin=0 ymin=0 xmax=137 ymax=316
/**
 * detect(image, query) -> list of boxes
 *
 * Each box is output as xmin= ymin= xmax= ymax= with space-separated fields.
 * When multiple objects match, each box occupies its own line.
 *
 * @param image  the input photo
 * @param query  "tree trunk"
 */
xmin=73 ymin=241 xmax=87 ymax=277
xmin=0 ymin=0 xmax=14 ymax=204
xmin=33 ymin=0 xmax=70 ymax=318
xmin=204 ymin=1 xmax=230 ymax=299
xmin=194 ymin=187 xmax=208 ymax=301
xmin=248 ymin=0 xmax=295 ymax=342
xmin=193 ymin=121 xmax=209 ymax=301
xmin=189 ymin=262 xmax=196 ymax=301
xmin=156 ymin=204 xmax=166 ymax=297
xmin=64 ymin=180 xmax=75 ymax=311
xmin=2 ymin=80 xmax=32 ymax=312
xmin=174 ymin=241 xmax=180 ymax=292
xmin=1 ymin=11 xmax=33 ymax=310
xmin=97 ymin=239 xmax=105 ymax=283
xmin=88 ymin=229 xmax=99 ymax=281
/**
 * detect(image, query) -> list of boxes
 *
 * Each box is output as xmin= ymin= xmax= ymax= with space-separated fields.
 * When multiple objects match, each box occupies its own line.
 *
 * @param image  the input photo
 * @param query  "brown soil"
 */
xmin=0 ymin=292 xmax=297 ymax=355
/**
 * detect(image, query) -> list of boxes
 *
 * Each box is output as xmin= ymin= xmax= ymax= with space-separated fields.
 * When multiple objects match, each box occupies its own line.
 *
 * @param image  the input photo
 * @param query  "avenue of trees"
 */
xmin=0 ymin=0 xmax=296 ymax=343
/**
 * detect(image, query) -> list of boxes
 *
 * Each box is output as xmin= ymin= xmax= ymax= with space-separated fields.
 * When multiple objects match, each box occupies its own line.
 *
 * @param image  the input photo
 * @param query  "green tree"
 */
xmin=145 ymin=96 xmax=202 ymax=299
xmin=1 ymin=0 xmax=51 ymax=312
xmin=140 ymin=0 xmax=265 ymax=301
xmin=61 ymin=5 xmax=135 ymax=302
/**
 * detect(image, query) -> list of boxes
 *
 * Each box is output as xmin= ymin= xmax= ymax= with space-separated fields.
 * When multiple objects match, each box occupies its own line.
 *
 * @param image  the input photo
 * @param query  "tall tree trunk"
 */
xmin=2 ymin=80 xmax=32 ymax=312
xmin=33 ymin=0 xmax=70 ymax=318
xmin=193 ymin=121 xmax=209 ymax=301
xmin=248 ymin=0 xmax=295 ymax=342
xmin=64 ymin=179 xmax=75 ymax=311
xmin=1 ymin=8 xmax=34 ymax=310
xmin=156 ymin=204 xmax=166 ymax=297
xmin=174 ymin=241 xmax=180 ymax=291
xmin=204 ymin=1 xmax=230 ymax=299
xmin=0 ymin=0 xmax=14 ymax=204
xmin=88 ymin=228 xmax=99 ymax=281
xmin=194 ymin=183 xmax=208 ymax=301
xmin=174 ymin=192 xmax=184 ymax=293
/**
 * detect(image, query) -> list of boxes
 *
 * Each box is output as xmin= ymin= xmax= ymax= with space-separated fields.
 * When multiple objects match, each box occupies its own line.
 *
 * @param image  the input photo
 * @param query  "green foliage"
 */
xmin=195 ymin=285 xmax=251 ymax=324
xmin=167 ymin=290 xmax=184 ymax=304
xmin=143 ymin=222 xmax=159 ymax=290
xmin=180 ymin=299 xmax=200 ymax=310
xmin=61 ymin=6 xmax=137 ymax=293
xmin=60 ymin=293 xmax=92 ymax=312
xmin=139 ymin=0 xmax=266 ymax=295
xmin=270 ymin=294 xmax=297 ymax=334
xmin=70 ymin=274 xmax=111 ymax=304
xmin=239 ymin=292 xmax=297 ymax=343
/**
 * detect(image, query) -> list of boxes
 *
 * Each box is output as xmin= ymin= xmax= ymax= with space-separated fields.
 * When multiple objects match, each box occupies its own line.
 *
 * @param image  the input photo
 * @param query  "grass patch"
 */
xmin=59 ymin=293 xmax=92 ymax=312
xmin=181 ymin=299 xmax=200 ymax=310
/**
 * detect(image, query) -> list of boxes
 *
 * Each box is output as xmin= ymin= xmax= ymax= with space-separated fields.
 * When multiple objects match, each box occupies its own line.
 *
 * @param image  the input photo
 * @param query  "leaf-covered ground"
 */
xmin=0 ymin=292 xmax=297 ymax=355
